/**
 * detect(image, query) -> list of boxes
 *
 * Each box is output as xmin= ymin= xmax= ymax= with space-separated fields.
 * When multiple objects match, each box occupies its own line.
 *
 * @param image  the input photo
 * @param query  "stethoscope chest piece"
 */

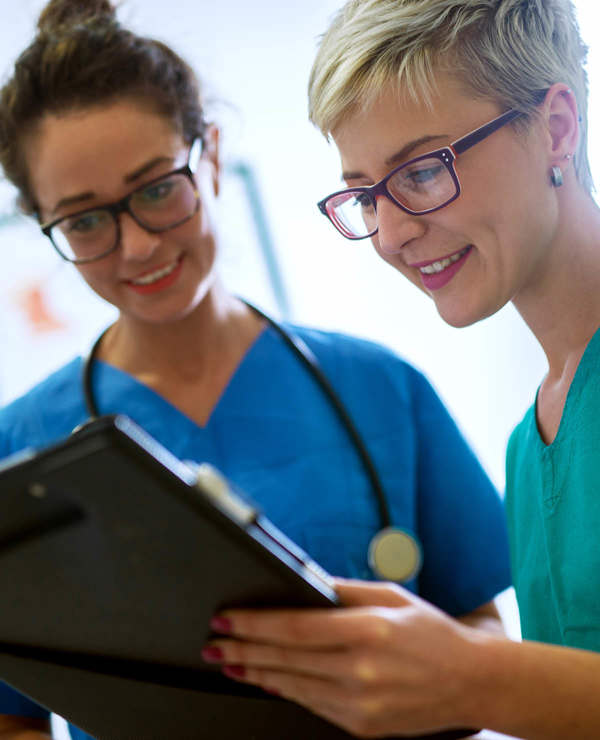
xmin=368 ymin=527 xmax=422 ymax=582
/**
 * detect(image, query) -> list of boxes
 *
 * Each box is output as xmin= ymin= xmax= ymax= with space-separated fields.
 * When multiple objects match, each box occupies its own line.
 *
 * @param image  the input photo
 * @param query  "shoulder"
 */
xmin=287 ymin=324 xmax=403 ymax=363
xmin=0 ymin=358 xmax=85 ymax=457
xmin=283 ymin=324 xmax=432 ymax=407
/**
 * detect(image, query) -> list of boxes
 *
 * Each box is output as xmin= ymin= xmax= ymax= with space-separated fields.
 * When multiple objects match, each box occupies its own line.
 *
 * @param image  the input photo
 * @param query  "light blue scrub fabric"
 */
xmin=0 ymin=324 xmax=511 ymax=739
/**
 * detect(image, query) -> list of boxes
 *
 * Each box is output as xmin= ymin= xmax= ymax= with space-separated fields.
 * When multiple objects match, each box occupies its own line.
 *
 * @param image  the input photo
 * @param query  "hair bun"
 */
xmin=37 ymin=0 xmax=117 ymax=33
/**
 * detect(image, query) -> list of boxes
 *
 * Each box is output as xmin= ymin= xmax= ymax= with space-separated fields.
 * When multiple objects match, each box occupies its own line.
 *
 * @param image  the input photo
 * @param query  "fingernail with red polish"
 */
xmin=201 ymin=646 xmax=224 ymax=663
xmin=210 ymin=616 xmax=233 ymax=633
xmin=223 ymin=664 xmax=246 ymax=679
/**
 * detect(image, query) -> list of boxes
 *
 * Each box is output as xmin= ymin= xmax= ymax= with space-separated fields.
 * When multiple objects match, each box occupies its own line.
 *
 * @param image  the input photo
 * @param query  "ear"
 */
xmin=541 ymin=83 xmax=579 ymax=167
xmin=202 ymin=123 xmax=221 ymax=197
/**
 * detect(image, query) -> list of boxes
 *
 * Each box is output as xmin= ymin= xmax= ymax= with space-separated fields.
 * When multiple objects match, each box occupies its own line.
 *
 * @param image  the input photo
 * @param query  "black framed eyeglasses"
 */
xmin=317 ymin=109 xmax=521 ymax=240
xmin=40 ymin=139 xmax=204 ymax=263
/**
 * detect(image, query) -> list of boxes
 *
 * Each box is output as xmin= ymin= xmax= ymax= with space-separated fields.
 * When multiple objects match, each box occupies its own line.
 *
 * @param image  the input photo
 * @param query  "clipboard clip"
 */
xmin=191 ymin=463 xmax=258 ymax=527
xmin=188 ymin=462 xmax=337 ymax=596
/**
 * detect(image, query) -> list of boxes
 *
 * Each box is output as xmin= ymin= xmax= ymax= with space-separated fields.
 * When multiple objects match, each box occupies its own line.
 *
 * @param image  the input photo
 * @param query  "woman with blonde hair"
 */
xmin=207 ymin=1 xmax=600 ymax=737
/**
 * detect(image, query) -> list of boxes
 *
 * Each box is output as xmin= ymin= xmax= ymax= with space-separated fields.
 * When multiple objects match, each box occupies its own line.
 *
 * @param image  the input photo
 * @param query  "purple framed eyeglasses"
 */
xmin=317 ymin=108 xmax=521 ymax=240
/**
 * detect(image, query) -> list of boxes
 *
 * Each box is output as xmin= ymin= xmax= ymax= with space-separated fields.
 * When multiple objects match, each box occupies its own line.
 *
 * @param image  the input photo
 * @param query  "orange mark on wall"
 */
xmin=17 ymin=284 xmax=66 ymax=333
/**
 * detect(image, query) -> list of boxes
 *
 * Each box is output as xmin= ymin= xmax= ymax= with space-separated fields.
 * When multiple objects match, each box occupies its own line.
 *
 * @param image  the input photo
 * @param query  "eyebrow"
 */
xmin=341 ymin=134 xmax=448 ymax=182
xmin=50 ymin=155 xmax=175 ymax=214
xmin=123 ymin=156 xmax=173 ymax=183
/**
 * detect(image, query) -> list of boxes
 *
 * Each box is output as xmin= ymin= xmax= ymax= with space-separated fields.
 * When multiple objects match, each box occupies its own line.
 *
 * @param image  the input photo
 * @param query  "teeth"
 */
xmin=419 ymin=247 xmax=469 ymax=275
xmin=131 ymin=259 xmax=179 ymax=285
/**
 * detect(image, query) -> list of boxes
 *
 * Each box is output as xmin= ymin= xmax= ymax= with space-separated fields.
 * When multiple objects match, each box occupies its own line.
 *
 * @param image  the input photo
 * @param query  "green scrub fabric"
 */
xmin=506 ymin=327 xmax=600 ymax=651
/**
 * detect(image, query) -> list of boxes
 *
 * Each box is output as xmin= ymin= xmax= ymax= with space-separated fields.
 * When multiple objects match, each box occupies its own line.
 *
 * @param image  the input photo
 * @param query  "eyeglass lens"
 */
xmin=50 ymin=172 xmax=198 ymax=262
xmin=326 ymin=155 xmax=456 ymax=239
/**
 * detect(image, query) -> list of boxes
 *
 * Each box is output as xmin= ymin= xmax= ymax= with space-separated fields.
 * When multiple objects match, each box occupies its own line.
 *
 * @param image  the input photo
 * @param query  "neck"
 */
xmin=98 ymin=281 xmax=263 ymax=383
xmin=512 ymin=188 xmax=600 ymax=378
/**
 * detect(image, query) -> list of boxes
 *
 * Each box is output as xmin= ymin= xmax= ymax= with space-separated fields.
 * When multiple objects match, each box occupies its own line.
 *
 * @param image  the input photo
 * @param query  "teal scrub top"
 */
xmin=0 ymin=324 xmax=511 ymax=739
xmin=506 ymin=327 xmax=600 ymax=651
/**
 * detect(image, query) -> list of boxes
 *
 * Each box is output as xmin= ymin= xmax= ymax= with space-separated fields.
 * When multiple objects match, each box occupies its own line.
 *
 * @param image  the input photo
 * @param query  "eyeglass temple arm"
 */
xmin=451 ymin=109 xmax=521 ymax=156
xmin=188 ymin=138 xmax=204 ymax=171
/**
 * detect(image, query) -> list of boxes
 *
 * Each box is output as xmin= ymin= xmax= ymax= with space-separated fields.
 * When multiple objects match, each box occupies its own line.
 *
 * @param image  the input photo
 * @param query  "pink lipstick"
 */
xmin=417 ymin=246 xmax=472 ymax=291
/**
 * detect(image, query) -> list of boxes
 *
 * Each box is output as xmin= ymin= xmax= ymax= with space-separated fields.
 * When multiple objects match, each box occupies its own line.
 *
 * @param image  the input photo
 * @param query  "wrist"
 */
xmin=452 ymin=624 xmax=515 ymax=730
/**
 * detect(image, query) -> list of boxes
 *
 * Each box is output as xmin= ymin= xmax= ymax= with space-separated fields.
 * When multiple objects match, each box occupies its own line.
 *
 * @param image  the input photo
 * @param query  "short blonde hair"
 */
xmin=309 ymin=0 xmax=592 ymax=193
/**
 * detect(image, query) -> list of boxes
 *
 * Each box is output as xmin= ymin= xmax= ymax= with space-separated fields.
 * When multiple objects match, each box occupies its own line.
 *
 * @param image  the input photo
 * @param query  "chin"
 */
xmin=435 ymin=293 xmax=507 ymax=328
xmin=118 ymin=294 xmax=201 ymax=327
xmin=439 ymin=313 xmax=480 ymax=329
xmin=434 ymin=298 xmax=488 ymax=329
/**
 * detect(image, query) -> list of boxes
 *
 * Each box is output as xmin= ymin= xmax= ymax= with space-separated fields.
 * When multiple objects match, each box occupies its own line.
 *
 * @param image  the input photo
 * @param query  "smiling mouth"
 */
xmin=128 ymin=256 xmax=182 ymax=286
xmin=417 ymin=246 xmax=471 ymax=275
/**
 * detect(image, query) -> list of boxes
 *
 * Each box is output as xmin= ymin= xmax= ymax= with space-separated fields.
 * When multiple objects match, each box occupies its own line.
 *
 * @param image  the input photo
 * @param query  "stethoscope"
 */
xmin=81 ymin=301 xmax=422 ymax=583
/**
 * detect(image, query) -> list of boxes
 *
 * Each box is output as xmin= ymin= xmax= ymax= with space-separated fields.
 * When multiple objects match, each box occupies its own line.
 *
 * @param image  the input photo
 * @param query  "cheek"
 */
xmin=75 ymin=263 xmax=115 ymax=295
xmin=179 ymin=200 xmax=217 ymax=255
xmin=181 ymin=214 xmax=217 ymax=271
xmin=195 ymin=172 xmax=219 ymax=236
xmin=199 ymin=203 xmax=217 ymax=240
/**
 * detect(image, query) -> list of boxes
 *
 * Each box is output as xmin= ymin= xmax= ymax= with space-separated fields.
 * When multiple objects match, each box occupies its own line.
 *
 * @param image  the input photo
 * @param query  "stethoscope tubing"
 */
xmin=243 ymin=303 xmax=393 ymax=531
xmin=81 ymin=302 xmax=397 ymax=557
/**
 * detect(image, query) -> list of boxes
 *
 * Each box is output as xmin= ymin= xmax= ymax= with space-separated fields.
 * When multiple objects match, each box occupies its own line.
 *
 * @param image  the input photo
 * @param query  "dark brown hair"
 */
xmin=0 ymin=0 xmax=207 ymax=214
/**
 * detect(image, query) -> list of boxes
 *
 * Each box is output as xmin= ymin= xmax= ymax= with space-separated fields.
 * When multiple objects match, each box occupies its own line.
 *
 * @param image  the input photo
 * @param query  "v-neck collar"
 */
xmin=91 ymin=323 xmax=272 ymax=432
xmin=533 ymin=325 xmax=600 ymax=451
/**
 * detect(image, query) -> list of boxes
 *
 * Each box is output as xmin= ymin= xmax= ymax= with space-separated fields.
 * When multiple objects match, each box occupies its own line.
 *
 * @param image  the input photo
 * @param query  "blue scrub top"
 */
xmin=0 ymin=324 xmax=511 ymax=739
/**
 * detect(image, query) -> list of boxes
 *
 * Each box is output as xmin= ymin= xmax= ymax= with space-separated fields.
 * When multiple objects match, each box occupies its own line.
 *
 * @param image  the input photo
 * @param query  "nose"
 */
xmin=118 ymin=213 xmax=161 ymax=261
xmin=374 ymin=195 xmax=425 ymax=256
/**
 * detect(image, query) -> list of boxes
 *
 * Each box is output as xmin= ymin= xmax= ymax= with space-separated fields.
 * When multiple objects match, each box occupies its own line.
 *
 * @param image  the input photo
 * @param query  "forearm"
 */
xmin=461 ymin=632 xmax=600 ymax=739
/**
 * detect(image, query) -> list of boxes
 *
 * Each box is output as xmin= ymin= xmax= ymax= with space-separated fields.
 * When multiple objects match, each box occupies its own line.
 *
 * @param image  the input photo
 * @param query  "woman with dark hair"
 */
xmin=0 ymin=1 xmax=511 ymax=737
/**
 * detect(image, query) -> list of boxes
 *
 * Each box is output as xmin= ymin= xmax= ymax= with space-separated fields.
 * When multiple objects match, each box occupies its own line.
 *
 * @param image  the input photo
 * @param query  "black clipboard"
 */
xmin=0 ymin=415 xmax=477 ymax=739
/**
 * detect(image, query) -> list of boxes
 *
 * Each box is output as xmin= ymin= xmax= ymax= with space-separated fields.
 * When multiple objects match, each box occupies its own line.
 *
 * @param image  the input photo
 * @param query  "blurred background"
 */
xmin=0 ymin=1 xmax=598 ymax=678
